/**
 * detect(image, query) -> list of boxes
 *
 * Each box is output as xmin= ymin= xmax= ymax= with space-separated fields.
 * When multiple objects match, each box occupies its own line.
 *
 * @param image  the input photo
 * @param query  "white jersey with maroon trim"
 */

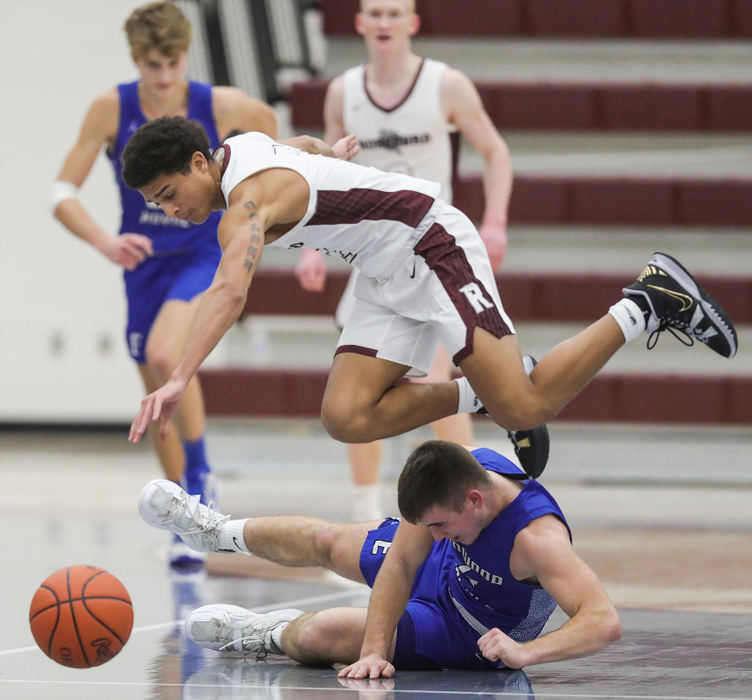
xmin=218 ymin=131 xmax=443 ymax=278
xmin=343 ymin=58 xmax=453 ymax=201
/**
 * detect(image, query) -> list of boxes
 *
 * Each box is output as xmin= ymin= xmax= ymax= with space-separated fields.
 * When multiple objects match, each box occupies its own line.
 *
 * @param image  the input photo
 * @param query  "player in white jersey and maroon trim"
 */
xmin=295 ymin=0 xmax=512 ymax=519
xmin=122 ymin=116 xmax=738 ymax=458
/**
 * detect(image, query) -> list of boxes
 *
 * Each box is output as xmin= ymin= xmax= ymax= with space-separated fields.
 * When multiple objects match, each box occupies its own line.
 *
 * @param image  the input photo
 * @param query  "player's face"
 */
xmin=140 ymin=156 xmax=216 ymax=225
xmin=134 ymin=49 xmax=188 ymax=98
xmin=420 ymin=497 xmax=483 ymax=545
xmin=356 ymin=0 xmax=418 ymax=52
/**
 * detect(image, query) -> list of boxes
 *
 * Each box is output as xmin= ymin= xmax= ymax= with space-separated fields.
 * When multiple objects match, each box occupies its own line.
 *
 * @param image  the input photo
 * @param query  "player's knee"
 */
xmin=311 ymin=523 xmax=340 ymax=565
xmin=291 ymin=614 xmax=333 ymax=658
xmin=321 ymin=397 xmax=365 ymax=441
xmin=487 ymin=394 xmax=550 ymax=431
xmin=144 ymin=343 xmax=179 ymax=379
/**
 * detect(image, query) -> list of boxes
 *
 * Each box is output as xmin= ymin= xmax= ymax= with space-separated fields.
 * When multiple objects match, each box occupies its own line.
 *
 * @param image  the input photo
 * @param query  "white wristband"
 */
xmin=50 ymin=180 xmax=79 ymax=213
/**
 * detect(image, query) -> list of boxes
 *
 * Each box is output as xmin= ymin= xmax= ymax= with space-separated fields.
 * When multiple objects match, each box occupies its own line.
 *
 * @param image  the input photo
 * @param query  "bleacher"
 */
xmin=199 ymin=0 xmax=752 ymax=426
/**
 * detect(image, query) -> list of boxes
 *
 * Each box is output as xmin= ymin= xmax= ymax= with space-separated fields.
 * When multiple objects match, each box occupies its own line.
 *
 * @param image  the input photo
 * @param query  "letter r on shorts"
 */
xmin=459 ymin=282 xmax=494 ymax=314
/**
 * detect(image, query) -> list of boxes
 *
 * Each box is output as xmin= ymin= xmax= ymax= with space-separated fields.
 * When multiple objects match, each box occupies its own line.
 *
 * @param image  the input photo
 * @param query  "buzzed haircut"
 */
xmin=397 ymin=441 xmax=492 ymax=523
xmin=122 ymin=116 xmax=211 ymax=191
xmin=125 ymin=1 xmax=192 ymax=59
xmin=360 ymin=0 xmax=416 ymax=12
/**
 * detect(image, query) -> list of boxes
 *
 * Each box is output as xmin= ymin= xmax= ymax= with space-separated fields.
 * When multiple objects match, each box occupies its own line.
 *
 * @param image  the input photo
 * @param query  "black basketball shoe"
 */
xmin=623 ymin=252 xmax=738 ymax=358
xmin=477 ymin=355 xmax=550 ymax=479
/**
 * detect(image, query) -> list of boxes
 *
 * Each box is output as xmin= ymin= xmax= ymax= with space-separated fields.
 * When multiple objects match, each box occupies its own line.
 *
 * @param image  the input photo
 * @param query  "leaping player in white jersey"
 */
xmin=295 ymin=0 xmax=513 ymax=520
xmin=122 ymin=117 xmax=738 ymax=458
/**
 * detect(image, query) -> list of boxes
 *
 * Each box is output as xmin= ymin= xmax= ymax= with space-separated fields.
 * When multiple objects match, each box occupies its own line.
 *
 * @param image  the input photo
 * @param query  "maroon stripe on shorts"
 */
xmin=414 ymin=223 xmax=511 ymax=366
xmin=334 ymin=345 xmax=378 ymax=358
xmin=308 ymin=189 xmax=434 ymax=228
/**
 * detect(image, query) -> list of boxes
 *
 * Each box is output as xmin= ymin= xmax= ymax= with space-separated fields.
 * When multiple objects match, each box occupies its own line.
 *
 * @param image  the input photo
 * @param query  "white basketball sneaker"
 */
xmin=185 ymin=604 xmax=303 ymax=657
xmin=138 ymin=479 xmax=231 ymax=553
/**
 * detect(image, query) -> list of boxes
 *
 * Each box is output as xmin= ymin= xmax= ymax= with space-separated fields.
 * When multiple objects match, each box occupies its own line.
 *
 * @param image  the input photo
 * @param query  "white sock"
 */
xmin=455 ymin=377 xmax=482 ymax=413
xmin=608 ymin=298 xmax=646 ymax=343
xmin=351 ymin=484 xmax=383 ymax=521
xmin=270 ymin=623 xmax=291 ymax=654
xmin=217 ymin=519 xmax=251 ymax=554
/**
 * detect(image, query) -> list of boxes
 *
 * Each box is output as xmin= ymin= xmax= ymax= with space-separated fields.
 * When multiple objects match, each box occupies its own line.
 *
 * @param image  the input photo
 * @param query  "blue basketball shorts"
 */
xmin=359 ymin=519 xmax=507 ymax=671
xmin=123 ymin=249 xmax=220 ymax=364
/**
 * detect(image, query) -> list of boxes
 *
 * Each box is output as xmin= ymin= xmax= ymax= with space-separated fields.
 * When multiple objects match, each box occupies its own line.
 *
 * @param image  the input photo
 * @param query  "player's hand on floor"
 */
xmin=129 ymin=378 xmax=187 ymax=444
xmin=337 ymin=676 xmax=395 ymax=692
xmin=100 ymin=233 xmax=153 ymax=271
xmin=338 ymin=653 xmax=395 ymax=680
xmin=295 ymin=249 xmax=327 ymax=292
xmin=332 ymin=134 xmax=360 ymax=161
xmin=477 ymin=627 xmax=525 ymax=669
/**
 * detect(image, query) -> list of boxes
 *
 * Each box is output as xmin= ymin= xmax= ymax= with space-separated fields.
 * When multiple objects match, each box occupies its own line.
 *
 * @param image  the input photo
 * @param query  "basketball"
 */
xmin=28 ymin=564 xmax=133 ymax=668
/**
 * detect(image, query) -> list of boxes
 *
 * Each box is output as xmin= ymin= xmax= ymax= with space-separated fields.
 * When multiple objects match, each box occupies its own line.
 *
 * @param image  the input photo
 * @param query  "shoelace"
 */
xmin=646 ymin=318 xmax=695 ymax=350
xmin=168 ymin=493 xmax=229 ymax=536
xmin=217 ymin=626 xmax=269 ymax=659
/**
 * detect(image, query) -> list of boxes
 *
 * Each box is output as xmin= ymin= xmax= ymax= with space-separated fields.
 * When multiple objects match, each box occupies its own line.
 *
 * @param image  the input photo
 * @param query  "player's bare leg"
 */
xmin=347 ymin=441 xmax=384 ymax=520
xmin=415 ymin=344 xmax=473 ymax=444
xmin=137 ymin=364 xmax=184 ymax=481
xmin=321 ymin=316 xmax=625 ymax=441
xmin=460 ymin=317 xmax=625 ymax=430
xmin=281 ymin=608 xmax=377 ymax=665
xmin=146 ymin=297 xmax=207 ymax=442
xmin=241 ymin=516 xmax=378 ymax=582
xmin=321 ymin=353 xmax=458 ymax=442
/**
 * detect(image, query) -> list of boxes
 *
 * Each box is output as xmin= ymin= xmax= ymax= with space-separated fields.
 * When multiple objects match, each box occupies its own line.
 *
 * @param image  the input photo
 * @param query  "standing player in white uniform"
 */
xmin=295 ymin=0 xmax=512 ymax=520
xmin=121 ymin=118 xmax=738 ymax=458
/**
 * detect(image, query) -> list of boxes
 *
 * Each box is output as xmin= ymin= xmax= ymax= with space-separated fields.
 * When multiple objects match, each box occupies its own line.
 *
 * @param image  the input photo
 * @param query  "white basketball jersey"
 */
xmin=343 ymin=58 xmax=454 ymax=201
xmin=218 ymin=132 xmax=443 ymax=278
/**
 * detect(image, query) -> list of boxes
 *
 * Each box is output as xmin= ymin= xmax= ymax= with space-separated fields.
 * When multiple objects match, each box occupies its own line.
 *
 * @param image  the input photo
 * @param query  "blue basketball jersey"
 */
xmin=360 ymin=448 xmax=572 ymax=668
xmin=107 ymin=80 xmax=222 ymax=255
xmin=108 ymin=80 xmax=224 ymax=363
xmin=443 ymin=448 xmax=571 ymax=641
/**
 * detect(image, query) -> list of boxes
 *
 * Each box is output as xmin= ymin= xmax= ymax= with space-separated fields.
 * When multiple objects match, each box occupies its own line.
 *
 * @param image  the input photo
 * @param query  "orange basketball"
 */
xmin=29 ymin=564 xmax=133 ymax=668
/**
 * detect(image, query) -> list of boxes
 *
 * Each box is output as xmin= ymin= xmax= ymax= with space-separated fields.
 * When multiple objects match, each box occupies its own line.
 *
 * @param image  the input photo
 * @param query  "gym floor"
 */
xmin=2 ymin=420 xmax=751 ymax=699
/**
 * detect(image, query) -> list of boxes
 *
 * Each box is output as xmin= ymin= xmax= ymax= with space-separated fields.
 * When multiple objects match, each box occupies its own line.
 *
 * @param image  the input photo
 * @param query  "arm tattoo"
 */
xmin=242 ymin=200 xmax=264 ymax=272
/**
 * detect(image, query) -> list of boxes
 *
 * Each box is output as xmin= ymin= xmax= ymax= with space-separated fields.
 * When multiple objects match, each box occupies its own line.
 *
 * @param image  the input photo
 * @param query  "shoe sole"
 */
xmin=651 ymin=251 xmax=738 ymax=358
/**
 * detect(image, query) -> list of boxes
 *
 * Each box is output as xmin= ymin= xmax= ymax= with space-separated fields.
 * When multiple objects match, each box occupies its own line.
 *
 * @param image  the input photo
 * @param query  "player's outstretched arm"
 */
xmin=129 ymin=181 xmax=268 ymax=444
xmin=338 ymin=521 xmax=434 ymax=679
xmin=478 ymin=516 xmax=622 ymax=669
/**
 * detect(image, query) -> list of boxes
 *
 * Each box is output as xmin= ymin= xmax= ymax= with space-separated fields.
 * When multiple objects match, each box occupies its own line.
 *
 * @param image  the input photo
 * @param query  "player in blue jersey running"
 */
xmin=51 ymin=2 xmax=276 ymax=566
xmin=137 ymin=440 xmax=622 ymax=672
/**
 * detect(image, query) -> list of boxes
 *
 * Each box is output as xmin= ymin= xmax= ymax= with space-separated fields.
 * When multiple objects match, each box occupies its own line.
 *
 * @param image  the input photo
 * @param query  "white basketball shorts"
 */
xmin=335 ymin=205 xmax=515 ymax=377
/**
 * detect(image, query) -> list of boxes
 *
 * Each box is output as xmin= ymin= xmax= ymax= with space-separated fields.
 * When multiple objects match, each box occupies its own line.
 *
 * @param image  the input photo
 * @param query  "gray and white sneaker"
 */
xmin=138 ymin=479 xmax=231 ymax=553
xmin=185 ymin=604 xmax=303 ymax=658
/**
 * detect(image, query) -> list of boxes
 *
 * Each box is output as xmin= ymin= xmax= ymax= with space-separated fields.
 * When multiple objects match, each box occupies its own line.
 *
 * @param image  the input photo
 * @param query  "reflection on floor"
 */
xmin=1 ymin=423 xmax=751 ymax=699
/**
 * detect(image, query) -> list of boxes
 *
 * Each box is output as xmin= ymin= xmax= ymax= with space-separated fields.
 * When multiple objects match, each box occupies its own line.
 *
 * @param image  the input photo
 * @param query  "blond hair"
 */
xmin=124 ymin=1 xmax=192 ymax=59
xmin=360 ymin=0 xmax=416 ymax=11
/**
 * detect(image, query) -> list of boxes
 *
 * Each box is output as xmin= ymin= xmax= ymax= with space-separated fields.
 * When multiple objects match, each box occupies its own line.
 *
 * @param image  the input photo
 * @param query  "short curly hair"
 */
xmin=122 ymin=116 xmax=212 ymax=190
xmin=125 ymin=1 xmax=192 ymax=59
xmin=397 ymin=441 xmax=492 ymax=523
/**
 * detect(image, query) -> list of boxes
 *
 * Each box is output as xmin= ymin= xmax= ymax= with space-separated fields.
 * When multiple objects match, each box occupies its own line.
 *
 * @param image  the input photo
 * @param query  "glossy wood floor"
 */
xmin=2 ymin=421 xmax=750 ymax=699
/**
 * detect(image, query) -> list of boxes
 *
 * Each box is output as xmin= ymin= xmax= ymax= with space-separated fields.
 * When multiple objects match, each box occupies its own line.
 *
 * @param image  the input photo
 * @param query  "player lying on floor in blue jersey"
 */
xmin=138 ymin=440 xmax=622 ymax=675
